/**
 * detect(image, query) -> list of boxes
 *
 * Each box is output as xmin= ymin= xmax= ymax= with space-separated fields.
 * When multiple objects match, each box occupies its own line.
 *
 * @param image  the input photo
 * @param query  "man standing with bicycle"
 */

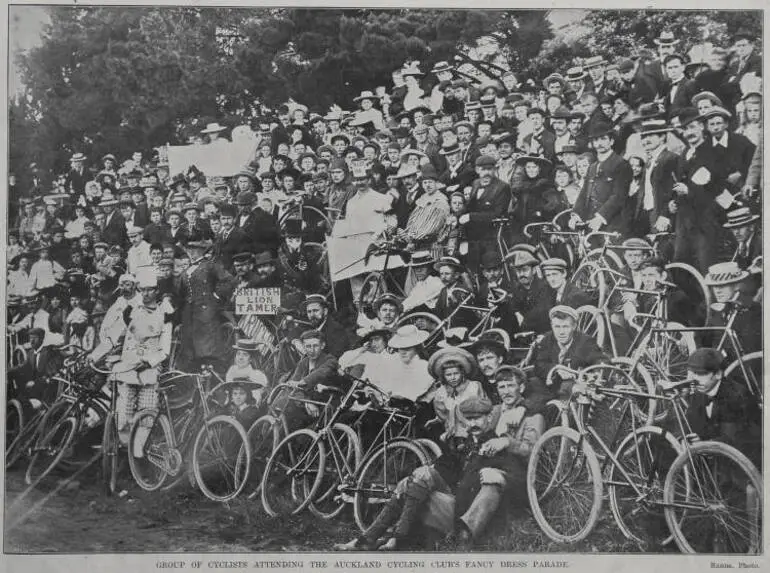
xmin=91 ymin=268 xmax=173 ymax=453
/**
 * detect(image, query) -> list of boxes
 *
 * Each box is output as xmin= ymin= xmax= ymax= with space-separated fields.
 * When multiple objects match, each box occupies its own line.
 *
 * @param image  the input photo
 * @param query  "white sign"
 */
xmin=166 ymin=139 xmax=258 ymax=177
xmin=235 ymin=287 xmax=281 ymax=315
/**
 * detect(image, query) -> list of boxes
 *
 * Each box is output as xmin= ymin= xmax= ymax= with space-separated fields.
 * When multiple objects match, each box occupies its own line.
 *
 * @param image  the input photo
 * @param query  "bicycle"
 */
xmin=527 ymin=366 xmax=762 ymax=553
xmin=563 ymin=228 xmax=624 ymax=307
xmin=23 ymin=349 xmax=119 ymax=487
xmin=259 ymin=375 xmax=432 ymax=528
xmin=127 ymin=364 xmax=251 ymax=502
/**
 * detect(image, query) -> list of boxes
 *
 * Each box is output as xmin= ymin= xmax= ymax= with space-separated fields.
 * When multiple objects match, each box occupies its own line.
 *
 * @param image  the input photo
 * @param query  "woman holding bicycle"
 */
xmin=90 ymin=268 xmax=173 ymax=455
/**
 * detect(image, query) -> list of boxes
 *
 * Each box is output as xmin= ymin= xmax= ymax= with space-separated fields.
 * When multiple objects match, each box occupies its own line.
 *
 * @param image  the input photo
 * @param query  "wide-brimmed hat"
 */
xmin=234 ymin=169 xmax=257 ymax=183
xmin=394 ymin=163 xmax=420 ymax=179
xmin=700 ymin=106 xmax=732 ymax=121
xmin=515 ymin=155 xmax=553 ymax=170
xmin=673 ymin=107 xmax=704 ymax=128
xmin=654 ymin=30 xmax=680 ymax=46
xmin=427 ymin=346 xmax=476 ymax=379
xmin=583 ymin=55 xmax=606 ymax=69
xmin=409 ymin=251 xmax=434 ymax=267
xmin=433 ymin=256 xmax=464 ymax=273
xmin=431 ymin=61 xmax=453 ymax=75
xmin=468 ymin=329 xmax=509 ymax=357
xmin=704 ymin=262 xmax=749 ymax=286
xmin=70 ymin=152 xmax=86 ymax=162
xmin=691 ymin=91 xmax=723 ymax=109
xmin=439 ymin=142 xmax=462 ymax=156
xmin=357 ymin=325 xmax=393 ymax=344
xmin=354 ymin=90 xmax=380 ymax=103
xmin=388 ymin=324 xmax=430 ymax=349
xmin=587 ymin=119 xmax=615 ymax=139
xmin=723 ymin=207 xmax=759 ymax=229
xmin=201 ymin=122 xmax=228 ymax=134
xmin=638 ymin=118 xmax=673 ymax=137
xmin=565 ymin=66 xmax=587 ymax=82
xmin=233 ymin=339 xmax=262 ymax=353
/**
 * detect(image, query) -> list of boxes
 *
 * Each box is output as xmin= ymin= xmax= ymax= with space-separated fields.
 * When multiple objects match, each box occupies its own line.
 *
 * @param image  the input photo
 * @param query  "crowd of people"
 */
xmin=6 ymin=24 xmax=763 ymax=550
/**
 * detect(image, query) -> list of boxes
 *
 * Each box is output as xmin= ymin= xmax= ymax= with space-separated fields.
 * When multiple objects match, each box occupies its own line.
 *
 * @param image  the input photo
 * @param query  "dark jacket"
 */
xmin=664 ymin=78 xmax=699 ymax=114
xmin=465 ymin=177 xmax=511 ymax=243
xmin=573 ymin=152 xmax=633 ymax=232
xmin=102 ymin=210 xmax=128 ymax=250
xmin=509 ymin=277 xmax=552 ymax=334
xmin=239 ymin=207 xmax=281 ymax=255
xmin=179 ymin=259 xmax=234 ymax=361
xmin=214 ymin=227 xmax=252 ymax=270
xmin=707 ymin=132 xmax=756 ymax=191
xmin=319 ymin=316 xmax=353 ymax=358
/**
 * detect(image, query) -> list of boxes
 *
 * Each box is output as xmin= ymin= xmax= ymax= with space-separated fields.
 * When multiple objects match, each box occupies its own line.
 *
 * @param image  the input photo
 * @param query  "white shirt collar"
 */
xmin=713 ymin=132 xmax=729 ymax=147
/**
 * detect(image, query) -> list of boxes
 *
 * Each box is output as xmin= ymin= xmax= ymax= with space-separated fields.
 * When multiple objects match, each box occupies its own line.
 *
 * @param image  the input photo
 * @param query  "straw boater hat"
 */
xmin=433 ymin=256 xmax=464 ymax=273
xmin=565 ymin=66 xmax=587 ymax=82
xmin=388 ymin=324 xmax=429 ymax=350
xmin=583 ymin=55 xmax=606 ymax=69
xmin=704 ymin=262 xmax=749 ymax=286
xmin=427 ymin=346 xmax=477 ymax=379
xmin=233 ymin=339 xmax=262 ymax=353
xmin=409 ymin=251 xmax=434 ymax=267
xmin=201 ymin=122 xmax=228 ymax=134
xmin=638 ymin=118 xmax=673 ymax=137
xmin=723 ymin=207 xmax=759 ymax=229
xmin=353 ymin=90 xmax=380 ymax=103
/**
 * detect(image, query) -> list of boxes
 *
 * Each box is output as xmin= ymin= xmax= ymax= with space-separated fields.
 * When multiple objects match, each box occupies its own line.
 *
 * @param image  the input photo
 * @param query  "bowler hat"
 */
xmin=469 ymin=330 xmax=509 ymax=357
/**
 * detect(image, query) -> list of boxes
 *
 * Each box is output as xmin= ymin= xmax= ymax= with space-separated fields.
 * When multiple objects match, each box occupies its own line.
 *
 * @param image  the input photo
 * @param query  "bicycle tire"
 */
xmin=101 ymin=411 xmax=120 ymax=496
xmin=25 ymin=416 xmax=79 ymax=487
xmin=192 ymin=415 xmax=251 ymax=502
xmin=724 ymin=351 xmax=762 ymax=403
xmin=308 ymin=423 xmax=362 ymax=520
xmin=665 ymin=262 xmax=712 ymax=326
xmin=608 ymin=425 xmax=682 ymax=548
xmin=6 ymin=407 xmax=46 ymax=469
xmin=414 ymin=438 xmax=442 ymax=462
xmin=12 ymin=346 xmax=28 ymax=368
xmin=575 ymin=305 xmax=606 ymax=348
xmin=261 ymin=428 xmax=325 ymax=517
xmin=586 ymin=247 xmax=623 ymax=271
xmin=663 ymin=440 xmax=762 ymax=554
xmin=244 ymin=415 xmax=282 ymax=499
xmin=6 ymin=399 xmax=25 ymax=454
xmin=610 ymin=357 xmax=657 ymax=426
xmin=526 ymin=426 xmax=603 ymax=544
xmin=128 ymin=410 xmax=174 ymax=492
xmin=569 ymin=260 xmax=607 ymax=308
xmin=353 ymin=439 xmax=429 ymax=532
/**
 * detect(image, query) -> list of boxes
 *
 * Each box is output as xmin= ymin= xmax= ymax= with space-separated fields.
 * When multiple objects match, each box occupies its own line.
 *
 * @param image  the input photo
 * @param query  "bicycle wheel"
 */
xmin=353 ymin=439 xmax=429 ymax=532
xmin=357 ymin=272 xmax=389 ymax=317
xmin=6 ymin=399 xmax=25 ymax=454
xmin=101 ymin=411 xmax=120 ymax=495
xmin=527 ymin=426 xmax=603 ymax=543
xmin=261 ymin=429 xmax=325 ymax=517
xmin=12 ymin=346 xmax=27 ymax=368
xmin=608 ymin=426 xmax=683 ymax=548
xmin=724 ymin=351 xmax=762 ymax=403
xmin=542 ymin=399 xmax=570 ymax=430
xmin=643 ymin=322 xmax=696 ymax=423
xmin=128 ymin=410 xmax=174 ymax=492
xmin=308 ymin=423 xmax=362 ymax=520
xmin=664 ymin=440 xmax=762 ymax=554
xmin=665 ymin=262 xmax=711 ymax=326
xmin=577 ymin=364 xmax=641 ymax=455
xmin=192 ymin=415 xmax=251 ymax=502
xmin=575 ymin=305 xmax=606 ymax=348
xmin=610 ymin=357 xmax=657 ymax=426
xmin=569 ymin=260 xmax=606 ymax=307
xmin=25 ymin=416 xmax=79 ymax=486
xmin=6 ymin=408 xmax=45 ymax=469
xmin=414 ymin=438 xmax=442 ymax=462
xmin=585 ymin=247 xmax=624 ymax=271
xmin=244 ymin=415 xmax=281 ymax=499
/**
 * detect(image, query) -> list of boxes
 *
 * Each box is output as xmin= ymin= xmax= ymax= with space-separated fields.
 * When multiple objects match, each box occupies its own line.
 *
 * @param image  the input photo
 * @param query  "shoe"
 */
xmin=333 ymin=537 xmax=374 ymax=551
xmin=377 ymin=537 xmax=399 ymax=551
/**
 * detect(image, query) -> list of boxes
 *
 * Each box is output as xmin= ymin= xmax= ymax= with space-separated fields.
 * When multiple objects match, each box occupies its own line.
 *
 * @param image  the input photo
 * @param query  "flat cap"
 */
xmin=458 ymin=396 xmax=494 ymax=417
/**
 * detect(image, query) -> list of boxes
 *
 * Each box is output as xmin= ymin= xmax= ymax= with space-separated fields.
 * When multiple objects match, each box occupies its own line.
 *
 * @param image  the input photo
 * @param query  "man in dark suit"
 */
xmin=636 ymin=118 xmax=684 ymax=236
xmin=100 ymin=194 xmax=128 ymax=250
xmin=438 ymin=142 xmax=477 ymax=192
xmin=214 ymin=203 xmax=250 ymax=271
xmin=475 ymin=251 xmax=518 ymax=336
xmin=722 ymin=207 xmax=762 ymax=273
xmin=618 ymin=58 xmax=659 ymax=105
xmin=522 ymin=108 xmax=556 ymax=161
xmin=702 ymin=106 xmax=756 ymax=194
xmin=728 ymin=30 xmax=762 ymax=82
xmin=508 ymin=249 xmax=551 ymax=334
xmin=459 ymin=155 xmax=511 ymax=272
xmin=181 ymin=203 xmax=214 ymax=243
xmin=528 ymin=305 xmax=608 ymax=410
xmin=234 ymin=191 xmax=281 ymax=256
xmin=178 ymin=241 xmax=234 ymax=373
xmin=65 ymin=153 xmax=88 ymax=195
xmin=541 ymin=258 xmax=592 ymax=308
xmin=433 ymin=256 xmax=476 ymax=330
xmin=669 ymin=108 xmax=725 ymax=273
xmin=663 ymin=54 xmax=700 ymax=115
xmin=8 ymin=327 xmax=63 ymax=404
xmin=572 ymin=120 xmax=634 ymax=233
xmin=301 ymin=294 xmax=351 ymax=358
xmin=684 ymin=348 xmax=761 ymax=470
